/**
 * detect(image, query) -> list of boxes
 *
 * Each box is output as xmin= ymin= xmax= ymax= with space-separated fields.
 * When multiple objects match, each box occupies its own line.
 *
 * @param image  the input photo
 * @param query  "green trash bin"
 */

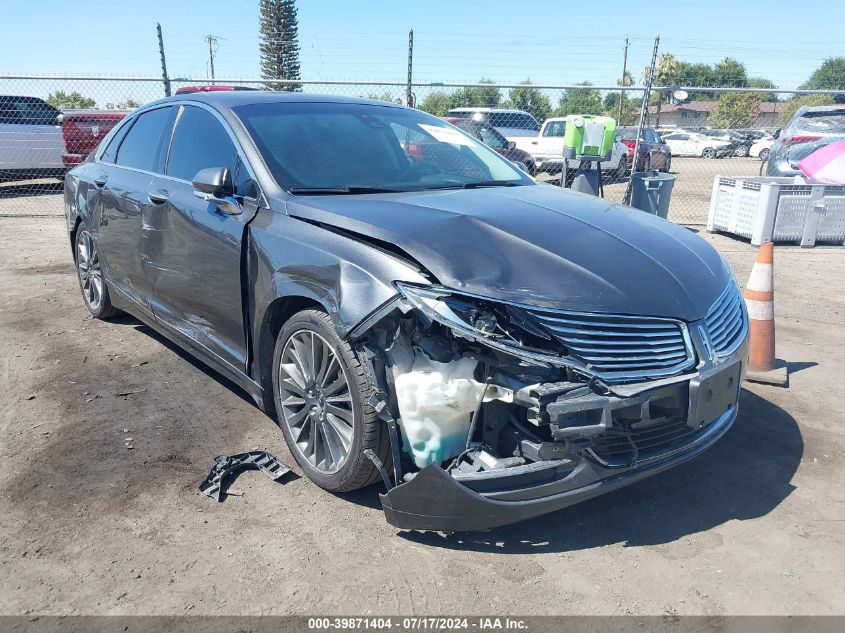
xmin=630 ymin=170 xmax=676 ymax=219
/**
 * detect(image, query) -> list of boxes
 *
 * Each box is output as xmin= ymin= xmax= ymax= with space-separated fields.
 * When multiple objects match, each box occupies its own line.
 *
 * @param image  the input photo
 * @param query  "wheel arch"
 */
xmin=256 ymin=294 xmax=328 ymax=416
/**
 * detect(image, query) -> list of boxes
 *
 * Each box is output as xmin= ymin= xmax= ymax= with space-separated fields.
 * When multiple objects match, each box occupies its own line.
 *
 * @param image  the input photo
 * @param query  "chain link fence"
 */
xmin=1 ymin=75 xmax=840 ymax=224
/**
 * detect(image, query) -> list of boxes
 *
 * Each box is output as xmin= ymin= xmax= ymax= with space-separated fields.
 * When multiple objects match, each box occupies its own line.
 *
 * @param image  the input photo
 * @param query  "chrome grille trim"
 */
xmin=705 ymin=283 xmax=748 ymax=357
xmin=528 ymin=308 xmax=696 ymax=381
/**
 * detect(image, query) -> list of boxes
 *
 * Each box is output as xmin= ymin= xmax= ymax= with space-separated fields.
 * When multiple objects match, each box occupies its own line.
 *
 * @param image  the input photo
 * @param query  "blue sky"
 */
xmin=3 ymin=0 xmax=842 ymax=89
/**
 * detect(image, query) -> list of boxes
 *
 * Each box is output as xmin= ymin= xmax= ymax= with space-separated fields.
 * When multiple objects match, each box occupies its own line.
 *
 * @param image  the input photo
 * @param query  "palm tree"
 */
xmin=642 ymin=54 xmax=679 ymax=126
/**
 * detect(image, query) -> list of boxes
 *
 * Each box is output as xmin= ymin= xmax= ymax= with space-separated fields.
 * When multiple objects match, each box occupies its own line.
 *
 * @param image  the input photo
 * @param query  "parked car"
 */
xmin=749 ymin=136 xmax=775 ymax=161
xmin=616 ymin=126 xmax=672 ymax=171
xmin=0 ymin=95 xmax=127 ymax=180
xmin=766 ymin=105 xmax=845 ymax=177
xmin=510 ymin=117 xmax=629 ymax=180
xmin=661 ymin=131 xmax=732 ymax=158
xmin=444 ymin=117 xmax=537 ymax=175
xmin=445 ymin=107 xmax=540 ymax=139
xmin=697 ymin=129 xmax=752 ymax=158
xmin=174 ymin=85 xmax=259 ymax=95
xmin=65 ymin=92 xmax=748 ymax=531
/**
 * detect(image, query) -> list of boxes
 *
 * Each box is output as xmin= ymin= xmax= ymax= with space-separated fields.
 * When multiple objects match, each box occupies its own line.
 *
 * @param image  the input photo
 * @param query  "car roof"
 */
xmin=147 ymin=91 xmax=406 ymax=110
xmin=447 ymin=107 xmax=532 ymax=114
xmin=800 ymin=104 xmax=845 ymax=114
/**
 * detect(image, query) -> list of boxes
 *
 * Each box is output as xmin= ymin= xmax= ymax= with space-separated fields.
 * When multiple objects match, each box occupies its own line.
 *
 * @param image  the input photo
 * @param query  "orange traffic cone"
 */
xmin=743 ymin=241 xmax=788 ymax=386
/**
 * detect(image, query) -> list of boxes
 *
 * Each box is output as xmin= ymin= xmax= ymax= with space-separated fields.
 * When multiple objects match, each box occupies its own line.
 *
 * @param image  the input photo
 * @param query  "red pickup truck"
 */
xmin=59 ymin=109 xmax=128 ymax=167
xmin=0 ymin=95 xmax=127 ymax=180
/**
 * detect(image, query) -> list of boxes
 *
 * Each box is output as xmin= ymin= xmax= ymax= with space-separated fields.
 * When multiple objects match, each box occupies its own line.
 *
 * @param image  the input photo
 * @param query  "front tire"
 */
xmin=74 ymin=227 xmax=120 ymax=319
xmin=702 ymin=147 xmax=716 ymax=159
xmin=271 ymin=309 xmax=387 ymax=492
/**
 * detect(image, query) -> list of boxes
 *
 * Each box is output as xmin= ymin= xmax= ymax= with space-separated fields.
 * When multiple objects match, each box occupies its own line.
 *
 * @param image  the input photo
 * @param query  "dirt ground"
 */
xmin=0 ymin=202 xmax=843 ymax=617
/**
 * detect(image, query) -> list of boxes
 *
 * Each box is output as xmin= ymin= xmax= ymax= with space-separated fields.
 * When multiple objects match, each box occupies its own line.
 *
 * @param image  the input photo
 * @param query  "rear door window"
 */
xmin=166 ymin=106 xmax=238 ymax=182
xmin=115 ymin=106 xmax=173 ymax=172
xmin=488 ymin=112 xmax=539 ymax=130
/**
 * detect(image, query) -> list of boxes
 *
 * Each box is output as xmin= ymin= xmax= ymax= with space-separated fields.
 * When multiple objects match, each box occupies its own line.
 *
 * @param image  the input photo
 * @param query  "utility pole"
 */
xmin=618 ymin=36 xmax=629 ymax=123
xmin=406 ymin=29 xmax=414 ymax=107
xmin=157 ymin=23 xmax=171 ymax=97
xmin=206 ymin=35 xmax=221 ymax=84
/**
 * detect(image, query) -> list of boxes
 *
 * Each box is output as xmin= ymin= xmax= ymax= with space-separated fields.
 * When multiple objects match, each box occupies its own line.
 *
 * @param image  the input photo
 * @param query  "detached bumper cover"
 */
xmin=380 ymin=405 xmax=737 ymax=531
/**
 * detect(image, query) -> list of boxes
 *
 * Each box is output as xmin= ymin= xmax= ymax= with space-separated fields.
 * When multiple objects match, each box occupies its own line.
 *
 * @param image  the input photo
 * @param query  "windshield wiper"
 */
xmin=421 ymin=180 xmax=523 ymax=191
xmin=288 ymin=186 xmax=407 ymax=195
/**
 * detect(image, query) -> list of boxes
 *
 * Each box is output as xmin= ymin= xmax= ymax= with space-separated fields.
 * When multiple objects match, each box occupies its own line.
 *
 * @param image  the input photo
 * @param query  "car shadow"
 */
xmin=0 ymin=180 xmax=64 ymax=197
xmin=397 ymin=388 xmax=802 ymax=553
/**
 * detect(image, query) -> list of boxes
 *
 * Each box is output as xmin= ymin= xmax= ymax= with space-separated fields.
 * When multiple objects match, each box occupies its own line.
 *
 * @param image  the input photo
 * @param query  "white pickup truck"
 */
xmin=513 ymin=117 xmax=629 ymax=178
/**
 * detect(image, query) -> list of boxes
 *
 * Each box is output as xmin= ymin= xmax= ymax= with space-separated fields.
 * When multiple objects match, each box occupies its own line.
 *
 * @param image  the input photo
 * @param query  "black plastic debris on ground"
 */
xmin=199 ymin=451 xmax=291 ymax=501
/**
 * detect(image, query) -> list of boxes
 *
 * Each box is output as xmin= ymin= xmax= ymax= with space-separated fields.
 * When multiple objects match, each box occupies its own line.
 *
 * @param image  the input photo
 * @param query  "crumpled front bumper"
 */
xmin=381 ymin=342 xmax=747 ymax=532
xmin=380 ymin=404 xmax=737 ymax=531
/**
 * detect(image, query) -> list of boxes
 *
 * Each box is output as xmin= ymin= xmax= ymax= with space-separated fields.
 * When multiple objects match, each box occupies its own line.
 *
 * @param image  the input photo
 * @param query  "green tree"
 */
xmin=553 ymin=82 xmax=602 ymax=116
xmin=602 ymin=92 xmax=638 ymax=125
xmin=675 ymin=62 xmax=715 ymax=95
xmin=365 ymin=91 xmax=398 ymax=104
xmin=506 ymin=79 xmax=552 ymax=123
xmin=708 ymin=92 xmax=762 ymax=128
xmin=800 ymin=57 xmax=845 ymax=90
xmin=259 ymin=0 xmax=301 ymax=91
xmin=748 ymin=77 xmax=778 ymax=101
xmin=418 ymin=90 xmax=453 ymax=116
xmin=46 ymin=91 xmax=95 ymax=109
xmin=642 ymin=54 xmax=680 ymax=126
xmin=449 ymin=78 xmax=501 ymax=108
xmin=712 ymin=57 xmax=748 ymax=87
xmin=777 ymin=94 xmax=835 ymax=126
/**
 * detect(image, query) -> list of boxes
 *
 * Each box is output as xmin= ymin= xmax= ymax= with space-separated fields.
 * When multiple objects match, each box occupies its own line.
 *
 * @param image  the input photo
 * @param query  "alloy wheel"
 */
xmin=277 ymin=329 xmax=355 ymax=474
xmin=76 ymin=230 xmax=104 ymax=311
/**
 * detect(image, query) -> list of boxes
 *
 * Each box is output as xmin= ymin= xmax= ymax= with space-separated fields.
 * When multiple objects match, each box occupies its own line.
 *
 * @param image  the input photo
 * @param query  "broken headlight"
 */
xmin=395 ymin=282 xmax=564 ymax=364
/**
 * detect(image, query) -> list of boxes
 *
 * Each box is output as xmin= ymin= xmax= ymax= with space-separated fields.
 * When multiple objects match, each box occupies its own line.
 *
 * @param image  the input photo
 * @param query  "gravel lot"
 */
xmin=0 ymin=195 xmax=843 ymax=616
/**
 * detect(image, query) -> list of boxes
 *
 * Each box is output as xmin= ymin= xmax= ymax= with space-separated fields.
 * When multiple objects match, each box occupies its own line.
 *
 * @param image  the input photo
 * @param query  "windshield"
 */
xmin=235 ymin=102 xmax=530 ymax=192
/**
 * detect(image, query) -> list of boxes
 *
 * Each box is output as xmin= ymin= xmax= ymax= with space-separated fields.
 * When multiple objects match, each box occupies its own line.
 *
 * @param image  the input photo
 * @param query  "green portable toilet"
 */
xmin=561 ymin=115 xmax=617 ymax=161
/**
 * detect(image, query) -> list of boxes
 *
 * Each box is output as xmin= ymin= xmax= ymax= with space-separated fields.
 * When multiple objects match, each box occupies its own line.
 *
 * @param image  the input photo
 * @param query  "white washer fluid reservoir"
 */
xmin=394 ymin=351 xmax=487 ymax=469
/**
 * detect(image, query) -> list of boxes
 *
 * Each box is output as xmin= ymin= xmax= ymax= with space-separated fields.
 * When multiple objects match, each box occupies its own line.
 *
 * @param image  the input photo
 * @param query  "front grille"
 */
xmin=588 ymin=418 xmax=702 ymax=467
xmin=705 ymin=283 xmax=746 ymax=355
xmin=528 ymin=309 xmax=694 ymax=381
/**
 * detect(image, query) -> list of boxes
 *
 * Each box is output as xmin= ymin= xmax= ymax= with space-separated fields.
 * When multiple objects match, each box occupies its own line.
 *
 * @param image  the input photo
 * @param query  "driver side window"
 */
xmin=166 ymin=106 xmax=237 ymax=183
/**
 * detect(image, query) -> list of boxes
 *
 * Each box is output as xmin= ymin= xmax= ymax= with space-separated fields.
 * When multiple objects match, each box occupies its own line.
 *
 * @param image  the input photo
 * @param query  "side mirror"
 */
xmin=192 ymin=166 xmax=241 ymax=214
xmin=506 ymin=140 xmax=516 ymax=150
xmin=773 ymin=129 xmax=781 ymax=139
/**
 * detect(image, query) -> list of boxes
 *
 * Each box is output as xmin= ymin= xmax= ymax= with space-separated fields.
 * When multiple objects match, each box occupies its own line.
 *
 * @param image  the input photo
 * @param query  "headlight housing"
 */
xmin=395 ymin=282 xmax=566 ymax=365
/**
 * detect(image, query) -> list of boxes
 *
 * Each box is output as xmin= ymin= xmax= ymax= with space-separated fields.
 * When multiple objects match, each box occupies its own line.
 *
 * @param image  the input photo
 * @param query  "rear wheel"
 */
xmin=271 ymin=309 xmax=386 ymax=492
xmin=759 ymin=148 xmax=770 ymax=162
xmin=74 ymin=227 xmax=120 ymax=319
xmin=734 ymin=145 xmax=749 ymax=157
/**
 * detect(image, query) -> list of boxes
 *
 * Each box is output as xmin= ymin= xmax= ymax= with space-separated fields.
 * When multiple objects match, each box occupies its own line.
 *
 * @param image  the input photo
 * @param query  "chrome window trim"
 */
xmin=94 ymin=99 xmax=260 ymax=198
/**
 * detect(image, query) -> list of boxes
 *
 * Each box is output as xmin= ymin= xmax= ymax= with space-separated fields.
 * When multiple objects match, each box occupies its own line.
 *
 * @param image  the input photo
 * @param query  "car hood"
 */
xmin=285 ymin=184 xmax=729 ymax=321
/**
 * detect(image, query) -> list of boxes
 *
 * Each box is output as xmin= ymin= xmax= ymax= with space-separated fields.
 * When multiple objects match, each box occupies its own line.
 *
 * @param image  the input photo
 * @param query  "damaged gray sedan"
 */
xmin=64 ymin=92 xmax=748 ymax=531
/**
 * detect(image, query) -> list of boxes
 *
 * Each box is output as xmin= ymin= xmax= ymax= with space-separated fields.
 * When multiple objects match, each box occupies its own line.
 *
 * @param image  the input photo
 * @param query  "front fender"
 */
xmin=248 ymin=209 xmax=429 ymax=386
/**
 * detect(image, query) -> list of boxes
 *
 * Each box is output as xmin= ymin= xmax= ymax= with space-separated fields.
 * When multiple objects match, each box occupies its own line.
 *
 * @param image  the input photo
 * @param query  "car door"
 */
xmin=144 ymin=104 xmax=261 ymax=373
xmin=91 ymin=105 xmax=175 ymax=311
xmin=0 ymin=96 xmax=64 ymax=173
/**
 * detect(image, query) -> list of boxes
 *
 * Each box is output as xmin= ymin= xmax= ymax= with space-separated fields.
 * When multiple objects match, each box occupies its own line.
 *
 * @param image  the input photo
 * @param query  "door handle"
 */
xmin=93 ymin=175 xmax=108 ymax=188
xmin=148 ymin=189 xmax=170 ymax=205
